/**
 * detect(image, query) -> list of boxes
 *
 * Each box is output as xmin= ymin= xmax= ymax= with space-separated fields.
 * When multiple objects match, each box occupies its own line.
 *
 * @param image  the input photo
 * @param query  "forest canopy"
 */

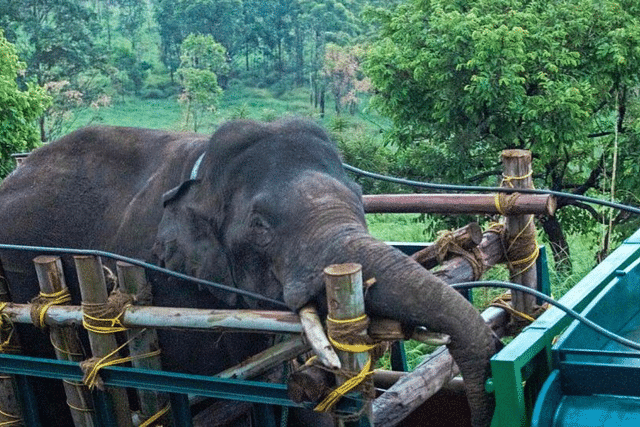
xmin=1 ymin=0 xmax=640 ymax=266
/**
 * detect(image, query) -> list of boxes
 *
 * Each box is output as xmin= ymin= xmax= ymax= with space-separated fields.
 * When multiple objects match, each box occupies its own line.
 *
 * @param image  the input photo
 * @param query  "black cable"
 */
xmin=343 ymin=163 xmax=640 ymax=216
xmin=451 ymin=280 xmax=640 ymax=352
xmin=0 ymin=244 xmax=289 ymax=309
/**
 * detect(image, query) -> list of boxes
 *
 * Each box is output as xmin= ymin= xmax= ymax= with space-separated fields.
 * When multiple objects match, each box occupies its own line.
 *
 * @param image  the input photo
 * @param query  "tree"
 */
xmin=364 ymin=0 xmax=640 ymax=270
xmin=323 ymin=43 xmax=371 ymax=115
xmin=1 ymin=0 xmax=101 ymax=141
xmin=177 ymin=34 xmax=228 ymax=132
xmin=0 ymin=30 xmax=50 ymax=177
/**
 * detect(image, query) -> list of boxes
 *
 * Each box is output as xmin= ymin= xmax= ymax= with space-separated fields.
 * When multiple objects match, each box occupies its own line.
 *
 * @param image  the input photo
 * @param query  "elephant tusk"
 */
xmin=411 ymin=327 xmax=451 ymax=346
xmin=299 ymin=304 xmax=342 ymax=370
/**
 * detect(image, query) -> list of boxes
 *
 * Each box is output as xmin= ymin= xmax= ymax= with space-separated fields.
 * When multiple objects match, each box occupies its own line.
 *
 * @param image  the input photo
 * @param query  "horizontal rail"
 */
xmin=0 ymin=353 xmax=302 ymax=407
xmin=3 ymin=303 xmax=303 ymax=334
xmin=363 ymin=193 xmax=556 ymax=215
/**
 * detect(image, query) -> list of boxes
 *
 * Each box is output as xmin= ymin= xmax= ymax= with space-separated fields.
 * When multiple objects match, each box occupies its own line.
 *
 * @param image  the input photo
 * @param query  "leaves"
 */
xmin=0 ymin=30 xmax=50 ymax=177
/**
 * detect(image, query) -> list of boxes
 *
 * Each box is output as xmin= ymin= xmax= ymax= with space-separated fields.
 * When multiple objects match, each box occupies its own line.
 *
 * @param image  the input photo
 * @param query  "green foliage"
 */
xmin=364 ymin=0 xmax=640 ymax=262
xmin=0 ymin=30 xmax=50 ymax=177
xmin=177 ymin=34 xmax=227 ymax=132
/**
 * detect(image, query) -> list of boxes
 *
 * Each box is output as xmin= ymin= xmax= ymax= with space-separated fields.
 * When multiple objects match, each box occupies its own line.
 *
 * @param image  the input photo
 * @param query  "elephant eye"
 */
xmin=250 ymin=214 xmax=269 ymax=229
xmin=250 ymin=214 xmax=273 ymax=247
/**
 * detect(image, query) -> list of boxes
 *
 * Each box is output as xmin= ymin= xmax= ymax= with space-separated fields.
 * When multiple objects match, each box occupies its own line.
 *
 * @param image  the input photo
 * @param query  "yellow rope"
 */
xmin=0 ymin=410 xmax=21 ymax=426
xmin=0 ymin=304 xmax=19 ymax=354
xmin=490 ymin=293 xmax=536 ymax=323
xmin=314 ymin=315 xmax=377 ymax=413
xmin=139 ymin=405 xmax=170 ymax=427
xmin=66 ymin=401 xmax=94 ymax=413
xmin=314 ymin=357 xmax=373 ymax=413
xmin=30 ymin=288 xmax=72 ymax=328
xmin=81 ymin=329 xmax=161 ymax=390
xmin=82 ymin=309 xmax=129 ymax=334
xmin=502 ymin=170 xmax=533 ymax=183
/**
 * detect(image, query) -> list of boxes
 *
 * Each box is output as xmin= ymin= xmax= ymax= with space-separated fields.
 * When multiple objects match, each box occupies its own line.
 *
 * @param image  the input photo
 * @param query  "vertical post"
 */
xmin=116 ymin=261 xmax=168 ymax=425
xmin=0 ymin=259 xmax=24 ymax=427
xmin=33 ymin=256 xmax=95 ymax=427
xmin=324 ymin=263 xmax=373 ymax=427
xmin=74 ymin=256 xmax=133 ymax=427
xmin=501 ymin=149 xmax=538 ymax=316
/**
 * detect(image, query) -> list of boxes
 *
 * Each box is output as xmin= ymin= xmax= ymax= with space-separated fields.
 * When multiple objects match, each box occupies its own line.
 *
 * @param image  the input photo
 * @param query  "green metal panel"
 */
xmin=490 ymin=228 xmax=640 ymax=427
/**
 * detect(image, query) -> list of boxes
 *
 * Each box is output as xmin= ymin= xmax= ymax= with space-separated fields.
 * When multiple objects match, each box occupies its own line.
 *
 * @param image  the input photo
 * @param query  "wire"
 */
xmin=0 ymin=244 xmax=289 ymax=309
xmin=343 ymin=163 xmax=640 ymax=216
xmin=451 ymin=280 xmax=640 ymax=352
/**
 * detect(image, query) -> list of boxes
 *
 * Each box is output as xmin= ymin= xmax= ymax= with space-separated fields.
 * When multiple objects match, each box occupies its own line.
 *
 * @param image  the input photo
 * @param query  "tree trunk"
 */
xmin=539 ymin=215 xmax=572 ymax=275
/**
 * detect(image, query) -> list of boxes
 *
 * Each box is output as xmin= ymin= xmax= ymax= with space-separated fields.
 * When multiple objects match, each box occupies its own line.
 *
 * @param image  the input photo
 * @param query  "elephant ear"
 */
xmin=153 ymin=180 xmax=237 ymax=307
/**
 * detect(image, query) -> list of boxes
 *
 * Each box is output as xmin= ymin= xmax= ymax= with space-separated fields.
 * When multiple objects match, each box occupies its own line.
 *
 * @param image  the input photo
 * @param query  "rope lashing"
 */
xmin=0 ymin=305 xmax=22 ymax=426
xmin=494 ymin=192 xmax=521 ymax=216
xmin=495 ymin=171 xmax=532 ymax=216
xmin=504 ymin=216 xmax=539 ymax=277
xmin=490 ymin=293 xmax=536 ymax=323
xmin=30 ymin=288 xmax=72 ymax=328
xmin=314 ymin=314 xmax=378 ymax=413
xmin=495 ymin=171 xmax=540 ymax=277
xmin=0 ymin=408 xmax=21 ymax=426
xmin=82 ymin=290 xmax=134 ymax=334
xmin=0 ymin=303 xmax=19 ymax=354
xmin=434 ymin=230 xmax=485 ymax=280
xmin=80 ymin=329 xmax=161 ymax=390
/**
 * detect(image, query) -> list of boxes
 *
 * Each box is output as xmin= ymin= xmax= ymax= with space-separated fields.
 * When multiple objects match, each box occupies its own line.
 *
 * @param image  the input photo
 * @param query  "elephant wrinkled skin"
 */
xmin=0 ymin=119 xmax=497 ymax=426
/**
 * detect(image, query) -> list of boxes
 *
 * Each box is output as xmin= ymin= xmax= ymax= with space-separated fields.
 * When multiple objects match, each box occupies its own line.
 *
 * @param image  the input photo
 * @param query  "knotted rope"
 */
xmin=434 ymin=230 xmax=485 ymax=280
xmin=80 ymin=329 xmax=161 ymax=390
xmin=314 ymin=314 xmax=379 ymax=414
xmin=0 ymin=304 xmax=22 ymax=425
xmin=0 ymin=303 xmax=19 ymax=355
xmin=30 ymin=288 xmax=72 ymax=328
xmin=82 ymin=290 xmax=134 ymax=335
xmin=0 ymin=408 xmax=21 ymax=426
xmin=495 ymin=171 xmax=540 ymax=277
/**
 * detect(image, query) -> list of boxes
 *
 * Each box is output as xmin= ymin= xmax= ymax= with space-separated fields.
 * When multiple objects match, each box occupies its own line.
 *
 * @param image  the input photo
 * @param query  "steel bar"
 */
xmin=0 ymin=353 xmax=302 ymax=408
xmin=363 ymin=193 xmax=556 ymax=215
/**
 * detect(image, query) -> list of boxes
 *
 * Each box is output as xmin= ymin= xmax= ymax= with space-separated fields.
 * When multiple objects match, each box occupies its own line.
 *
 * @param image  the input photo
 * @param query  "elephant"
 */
xmin=0 ymin=119 xmax=497 ymax=426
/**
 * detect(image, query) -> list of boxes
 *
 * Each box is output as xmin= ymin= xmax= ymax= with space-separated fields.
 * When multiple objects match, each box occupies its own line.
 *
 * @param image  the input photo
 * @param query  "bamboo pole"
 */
xmin=324 ymin=263 xmax=373 ymax=426
xmin=33 ymin=256 xmax=95 ymax=427
xmin=116 ymin=261 xmax=167 ymax=426
xmin=0 ymin=304 xmax=303 ymax=333
xmin=363 ymin=193 xmax=555 ymax=215
xmin=217 ymin=335 xmax=309 ymax=380
xmin=0 ymin=258 xmax=23 ymax=427
xmin=501 ymin=149 xmax=538 ymax=316
xmin=74 ymin=255 xmax=133 ymax=427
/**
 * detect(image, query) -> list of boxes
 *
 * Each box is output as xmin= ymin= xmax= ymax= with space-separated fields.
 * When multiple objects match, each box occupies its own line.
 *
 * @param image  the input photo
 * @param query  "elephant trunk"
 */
xmin=321 ymin=231 xmax=496 ymax=427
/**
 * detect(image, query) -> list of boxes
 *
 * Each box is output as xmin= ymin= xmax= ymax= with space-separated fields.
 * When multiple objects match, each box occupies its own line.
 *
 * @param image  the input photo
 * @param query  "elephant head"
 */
xmin=152 ymin=119 xmax=496 ymax=427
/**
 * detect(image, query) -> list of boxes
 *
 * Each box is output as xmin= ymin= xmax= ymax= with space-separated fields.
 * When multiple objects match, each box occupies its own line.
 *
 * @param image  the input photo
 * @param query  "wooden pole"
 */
xmin=33 ymin=256 xmax=95 ymax=427
xmin=116 ymin=261 xmax=167 ymax=426
xmin=0 ymin=259 xmax=23 ymax=427
xmin=501 ymin=149 xmax=538 ymax=316
xmin=324 ymin=263 xmax=373 ymax=426
xmin=363 ymin=193 xmax=555 ymax=215
xmin=371 ymin=307 xmax=508 ymax=427
xmin=74 ymin=255 xmax=133 ymax=427
xmin=411 ymin=222 xmax=483 ymax=270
